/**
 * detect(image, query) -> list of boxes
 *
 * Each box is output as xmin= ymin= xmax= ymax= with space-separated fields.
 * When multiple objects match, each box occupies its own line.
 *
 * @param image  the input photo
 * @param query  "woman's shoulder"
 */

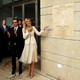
xmin=22 ymin=28 xmax=27 ymax=33
xmin=22 ymin=27 xmax=24 ymax=31
xmin=32 ymin=26 xmax=36 ymax=30
xmin=32 ymin=26 xmax=35 ymax=28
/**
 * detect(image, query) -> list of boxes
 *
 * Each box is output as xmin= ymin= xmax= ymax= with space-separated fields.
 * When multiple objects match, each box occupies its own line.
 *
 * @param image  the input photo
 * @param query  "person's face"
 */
xmin=12 ymin=20 xmax=18 ymax=27
xmin=19 ymin=21 xmax=22 ymax=25
xmin=2 ymin=20 xmax=6 ymax=25
xmin=25 ymin=19 xmax=31 ymax=27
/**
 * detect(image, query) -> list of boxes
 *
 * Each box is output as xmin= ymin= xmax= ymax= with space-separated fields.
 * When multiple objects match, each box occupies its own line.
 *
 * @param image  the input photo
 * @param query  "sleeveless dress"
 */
xmin=19 ymin=26 xmax=44 ymax=64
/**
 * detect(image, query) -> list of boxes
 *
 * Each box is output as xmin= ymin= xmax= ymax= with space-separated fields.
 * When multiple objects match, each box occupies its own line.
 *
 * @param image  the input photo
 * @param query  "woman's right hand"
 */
xmin=43 ymin=26 xmax=49 ymax=30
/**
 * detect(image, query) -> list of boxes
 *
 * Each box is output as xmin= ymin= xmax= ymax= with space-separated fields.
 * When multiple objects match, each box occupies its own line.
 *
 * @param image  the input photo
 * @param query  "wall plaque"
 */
xmin=52 ymin=3 xmax=74 ymax=38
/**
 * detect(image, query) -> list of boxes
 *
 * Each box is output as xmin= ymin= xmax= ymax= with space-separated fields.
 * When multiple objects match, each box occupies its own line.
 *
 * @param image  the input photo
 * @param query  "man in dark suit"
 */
xmin=0 ymin=20 xmax=10 ymax=59
xmin=9 ymin=18 xmax=24 ymax=78
xmin=0 ymin=27 xmax=4 ymax=62
xmin=18 ymin=18 xmax=23 ymax=28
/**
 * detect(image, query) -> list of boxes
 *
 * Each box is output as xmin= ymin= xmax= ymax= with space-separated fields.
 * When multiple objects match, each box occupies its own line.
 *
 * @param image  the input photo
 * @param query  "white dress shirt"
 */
xmin=3 ymin=25 xmax=6 ymax=30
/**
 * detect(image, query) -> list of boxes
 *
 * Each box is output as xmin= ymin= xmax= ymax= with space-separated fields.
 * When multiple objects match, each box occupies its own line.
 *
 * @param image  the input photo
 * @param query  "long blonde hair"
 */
xmin=23 ymin=18 xmax=32 ymax=33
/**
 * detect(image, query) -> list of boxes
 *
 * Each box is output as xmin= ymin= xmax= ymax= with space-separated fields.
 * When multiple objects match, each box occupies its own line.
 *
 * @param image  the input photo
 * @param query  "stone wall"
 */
xmin=40 ymin=0 xmax=80 ymax=80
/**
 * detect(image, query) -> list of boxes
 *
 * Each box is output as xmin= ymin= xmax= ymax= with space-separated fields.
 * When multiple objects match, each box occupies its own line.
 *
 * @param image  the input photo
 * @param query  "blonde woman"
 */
xmin=19 ymin=18 xmax=48 ymax=78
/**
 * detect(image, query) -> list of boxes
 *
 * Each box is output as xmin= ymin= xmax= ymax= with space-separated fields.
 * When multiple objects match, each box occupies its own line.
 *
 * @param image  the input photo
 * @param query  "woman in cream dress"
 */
xmin=19 ymin=18 xmax=48 ymax=78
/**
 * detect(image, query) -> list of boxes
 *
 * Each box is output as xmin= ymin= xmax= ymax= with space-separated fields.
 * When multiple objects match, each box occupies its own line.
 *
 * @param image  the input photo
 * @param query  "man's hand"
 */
xmin=7 ymin=31 xmax=10 ymax=38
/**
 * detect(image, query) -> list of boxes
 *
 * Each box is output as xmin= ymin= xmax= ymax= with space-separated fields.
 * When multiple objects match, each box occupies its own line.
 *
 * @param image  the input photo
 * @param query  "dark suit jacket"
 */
xmin=9 ymin=27 xmax=24 ymax=57
xmin=0 ymin=28 xmax=4 ymax=47
xmin=0 ymin=25 xmax=10 ymax=47
xmin=0 ymin=25 xmax=10 ymax=31
xmin=18 ymin=25 xmax=23 ymax=28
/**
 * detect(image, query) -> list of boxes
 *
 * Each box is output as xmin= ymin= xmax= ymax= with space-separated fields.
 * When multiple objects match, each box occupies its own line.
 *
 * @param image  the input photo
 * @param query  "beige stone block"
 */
xmin=41 ymin=58 xmax=46 ymax=73
xmin=41 ymin=38 xmax=71 ymax=56
xmin=41 ymin=52 xmax=80 ymax=70
xmin=74 ymin=12 xmax=80 ymax=30
xmin=72 ymin=41 xmax=80 ymax=59
xmin=41 ymin=15 xmax=54 ymax=37
xmin=71 ymin=68 xmax=80 ymax=80
xmin=52 ymin=0 xmax=73 ymax=6
xmin=41 ymin=15 xmax=53 ymax=28
xmin=41 ymin=37 xmax=52 ymax=52
xmin=41 ymin=52 xmax=69 ymax=65
xmin=41 ymin=38 xmax=80 ymax=59
xmin=41 ymin=58 xmax=58 ymax=78
xmin=41 ymin=7 xmax=52 ymax=15
xmin=71 ymin=59 xmax=80 ymax=70
xmin=41 ymin=52 xmax=70 ymax=67
xmin=74 ymin=31 xmax=80 ymax=40
xmin=41 ymin=58 xmax=71 ymax=80
xmin=56 ymin=65 xmax=71 ymax=80
xmin=40 ymin=0 xmax=53 ymax=8
xmin=74 ymin=2 xmax=80 ymax=11
xmin=74 ymin=0 xmax=80 ymax=2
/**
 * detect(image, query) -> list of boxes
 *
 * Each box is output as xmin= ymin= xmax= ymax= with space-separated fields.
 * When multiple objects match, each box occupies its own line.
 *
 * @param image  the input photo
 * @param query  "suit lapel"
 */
xmin=17 ymin=26 xmax=21 ymax=35
xmin=1 ymin=25 xmax=9 ymax=31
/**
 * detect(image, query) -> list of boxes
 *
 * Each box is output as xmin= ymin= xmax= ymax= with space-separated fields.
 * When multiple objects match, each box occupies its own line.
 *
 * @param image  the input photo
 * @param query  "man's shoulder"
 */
xmin=18 ymin=26 xmax=23 ymax=30
xmin=0 ymin=27 xmax=3 ymax=31
xmin=0 ymin=26 xmax=3 ymax=28
xmin=18 ymin=26 xmax=22 ymax=28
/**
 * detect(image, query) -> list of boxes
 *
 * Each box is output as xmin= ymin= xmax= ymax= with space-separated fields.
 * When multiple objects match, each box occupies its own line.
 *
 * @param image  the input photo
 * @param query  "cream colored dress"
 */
xmin=19 ymin=26 xmax=44 ymax=64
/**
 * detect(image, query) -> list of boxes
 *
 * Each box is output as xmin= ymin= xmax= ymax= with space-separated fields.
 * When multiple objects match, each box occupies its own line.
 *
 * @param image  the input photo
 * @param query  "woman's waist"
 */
xmin=25 ymin=39 xmax=36 ymax=45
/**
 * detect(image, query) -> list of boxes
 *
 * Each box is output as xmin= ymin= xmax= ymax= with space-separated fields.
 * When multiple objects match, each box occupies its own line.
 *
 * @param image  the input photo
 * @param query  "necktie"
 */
xmin=14 ymin=27 xmax=17 ymax=36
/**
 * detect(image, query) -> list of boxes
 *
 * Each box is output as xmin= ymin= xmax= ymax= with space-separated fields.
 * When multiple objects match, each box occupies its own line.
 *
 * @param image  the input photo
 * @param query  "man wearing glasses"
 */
xmin=8 ymin=18 xmax=24 ymax=79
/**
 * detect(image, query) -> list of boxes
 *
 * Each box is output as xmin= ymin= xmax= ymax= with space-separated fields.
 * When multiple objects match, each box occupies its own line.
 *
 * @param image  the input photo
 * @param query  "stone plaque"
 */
xmin=52 ymin=3 xmax=74 ymax=39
